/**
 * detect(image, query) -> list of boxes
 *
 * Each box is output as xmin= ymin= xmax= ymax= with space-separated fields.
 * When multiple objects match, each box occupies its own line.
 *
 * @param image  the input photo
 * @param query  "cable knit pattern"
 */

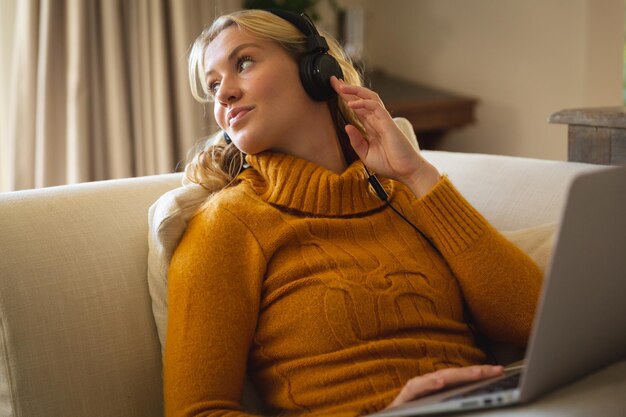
xmin=164 ymin=152 xmax=542 ymax=417
xmin=243 ymin=152 xmax=394 ymax=216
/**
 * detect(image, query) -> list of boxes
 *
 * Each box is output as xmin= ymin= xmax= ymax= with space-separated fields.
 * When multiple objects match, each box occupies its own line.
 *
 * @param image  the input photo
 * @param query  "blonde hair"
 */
xmin=185 ymin=9 xmax=364 ymax=190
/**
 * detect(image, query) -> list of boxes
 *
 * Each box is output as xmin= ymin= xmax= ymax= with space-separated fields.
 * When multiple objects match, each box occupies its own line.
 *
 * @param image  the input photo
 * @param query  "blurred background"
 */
xmin=0 ymin=0 xmax=624 ymax=192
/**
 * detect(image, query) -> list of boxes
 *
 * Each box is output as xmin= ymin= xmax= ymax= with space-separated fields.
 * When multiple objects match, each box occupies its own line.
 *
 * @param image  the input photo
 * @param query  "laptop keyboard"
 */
xmin=443 ymin=372 xmax=521 ymax=401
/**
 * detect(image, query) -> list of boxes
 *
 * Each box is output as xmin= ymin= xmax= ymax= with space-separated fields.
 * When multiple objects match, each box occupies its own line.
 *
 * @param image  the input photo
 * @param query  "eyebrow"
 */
xmin=205 ymin=42 xmax=262 ymax=77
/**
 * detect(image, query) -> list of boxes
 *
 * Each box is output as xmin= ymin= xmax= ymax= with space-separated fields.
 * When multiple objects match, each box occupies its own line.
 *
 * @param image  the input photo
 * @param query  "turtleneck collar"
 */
xmin=239 ymin=152 xmax=394 ymax=217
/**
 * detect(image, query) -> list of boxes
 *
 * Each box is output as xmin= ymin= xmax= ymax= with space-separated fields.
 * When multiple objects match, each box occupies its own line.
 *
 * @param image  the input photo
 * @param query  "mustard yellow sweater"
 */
xmin=165 ymin=152 xmax=542 ymax=417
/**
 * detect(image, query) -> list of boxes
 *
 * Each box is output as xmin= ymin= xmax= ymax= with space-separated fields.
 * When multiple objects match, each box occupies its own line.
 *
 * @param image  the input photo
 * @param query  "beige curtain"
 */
xmin=0 ymin=0 xmax=17 ymax=192
xmin=4 ymin=0 xmax=240 ymax=191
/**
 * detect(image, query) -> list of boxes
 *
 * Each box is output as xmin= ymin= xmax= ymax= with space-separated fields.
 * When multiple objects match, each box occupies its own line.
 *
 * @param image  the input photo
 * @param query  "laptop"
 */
xmin=369 ymin=167 xmax=626 ymax=416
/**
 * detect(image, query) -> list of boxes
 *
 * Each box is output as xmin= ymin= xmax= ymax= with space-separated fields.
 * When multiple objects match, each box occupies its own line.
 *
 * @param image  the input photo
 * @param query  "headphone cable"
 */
xmin=364 ymin=166 xmax=434 ymax=247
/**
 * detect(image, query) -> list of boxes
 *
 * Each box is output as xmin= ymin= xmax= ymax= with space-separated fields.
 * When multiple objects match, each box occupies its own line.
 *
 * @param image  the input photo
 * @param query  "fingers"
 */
xmin=331 ymin=77 xmax=390 ymax=127
xmin=345 ymin=124 xmax=368 ymax=160
xmin=387 ymin=375 xmax=446 ymax=409
xmin=386 ymin=365 xmax=504 ymax=410
xmin=348 ymin=98 xmax=384 ymax=112
xmin=429 ymin=365 xmax=504 ymax=387
xmin=330 ymin=76 xmax=385 ymax=110
xmin=331 ymin=76 xmax=382 ymax=103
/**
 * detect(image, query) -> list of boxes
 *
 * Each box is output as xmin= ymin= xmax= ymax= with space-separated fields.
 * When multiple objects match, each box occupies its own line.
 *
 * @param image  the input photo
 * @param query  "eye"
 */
xmin=208 ymin=80 xmax=220 ymax=97
xmin=237 ymin=56 xmax=253 ymax=73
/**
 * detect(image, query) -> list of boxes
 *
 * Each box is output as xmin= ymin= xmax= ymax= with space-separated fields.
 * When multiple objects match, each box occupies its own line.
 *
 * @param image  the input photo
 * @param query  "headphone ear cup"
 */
xmin=299 ymin=52 xmax=344 ymax=101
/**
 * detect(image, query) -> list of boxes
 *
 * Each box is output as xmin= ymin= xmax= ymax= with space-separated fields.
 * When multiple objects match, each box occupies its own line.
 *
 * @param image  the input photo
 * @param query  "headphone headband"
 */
xmin=267 ymin=9 xmax=343 ymax=101
xmin=267 ymin=9 xmax=317 ymax=36
xmin=268 ymin=10 xmax=329 ymax=53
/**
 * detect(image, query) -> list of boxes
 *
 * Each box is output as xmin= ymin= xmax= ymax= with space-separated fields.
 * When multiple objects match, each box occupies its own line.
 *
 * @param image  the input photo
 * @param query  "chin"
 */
xmin=234 ymin=138 xmax=268 ymax=156
xmin=233 ymin=130 xmax=276 ymax=155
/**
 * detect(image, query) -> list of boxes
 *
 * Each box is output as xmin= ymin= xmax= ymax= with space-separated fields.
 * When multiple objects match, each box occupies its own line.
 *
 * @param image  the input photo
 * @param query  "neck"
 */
xmin=273 ymin=103 xmax=348 ymax=174
xmin=306 ymin=132 xmax=348 ymax=174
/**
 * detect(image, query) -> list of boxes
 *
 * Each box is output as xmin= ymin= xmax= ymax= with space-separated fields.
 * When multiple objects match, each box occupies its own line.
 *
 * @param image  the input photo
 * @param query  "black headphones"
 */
xmin=268 ymin=9 xmax=344 ymax=101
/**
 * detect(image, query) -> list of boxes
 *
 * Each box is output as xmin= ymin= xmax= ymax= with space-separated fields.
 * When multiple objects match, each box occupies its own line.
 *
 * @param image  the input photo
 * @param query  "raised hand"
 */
xmin=331 ymin=76 xmax=440 ymax=198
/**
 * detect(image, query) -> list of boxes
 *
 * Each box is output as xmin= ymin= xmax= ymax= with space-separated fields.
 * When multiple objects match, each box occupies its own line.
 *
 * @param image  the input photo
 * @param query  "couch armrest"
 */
xmin=0 ymin=174 xmax=180 ymax=417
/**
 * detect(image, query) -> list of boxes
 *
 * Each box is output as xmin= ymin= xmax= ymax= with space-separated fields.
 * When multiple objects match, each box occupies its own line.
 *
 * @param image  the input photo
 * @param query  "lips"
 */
xmin=227 ymin=106 xmax=254 ymax=127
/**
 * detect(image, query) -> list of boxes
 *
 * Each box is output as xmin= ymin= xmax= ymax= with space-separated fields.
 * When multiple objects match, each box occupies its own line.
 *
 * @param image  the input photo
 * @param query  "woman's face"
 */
xmin=204 ymin=26 xmax=322 ymax=155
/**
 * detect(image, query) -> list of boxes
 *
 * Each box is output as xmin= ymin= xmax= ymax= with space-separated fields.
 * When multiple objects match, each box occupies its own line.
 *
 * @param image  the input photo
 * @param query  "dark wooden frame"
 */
xmin=549 ymin=107 xmax=626 ymax=165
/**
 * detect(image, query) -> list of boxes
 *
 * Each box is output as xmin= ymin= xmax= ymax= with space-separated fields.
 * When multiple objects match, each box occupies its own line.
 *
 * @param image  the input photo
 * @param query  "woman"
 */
xmin=164 ymin=9 xmax=542 ymax=417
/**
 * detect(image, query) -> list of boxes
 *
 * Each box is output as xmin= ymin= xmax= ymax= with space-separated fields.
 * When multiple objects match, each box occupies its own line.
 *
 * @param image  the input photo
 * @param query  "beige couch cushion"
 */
xmin=0 ymin=174 xmax=180 ymax=417
xmin=424 ymin=151 xmax=603 ymax=231
xmin=501 ymin=223 xmax=556 ymax=273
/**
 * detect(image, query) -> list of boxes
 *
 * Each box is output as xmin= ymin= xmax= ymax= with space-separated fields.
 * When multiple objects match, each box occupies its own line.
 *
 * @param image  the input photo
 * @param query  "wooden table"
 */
xmin=549 ymin=106 xmax=626 ymax=165
xmin=366 ymin=71 xmax=478 ymax=148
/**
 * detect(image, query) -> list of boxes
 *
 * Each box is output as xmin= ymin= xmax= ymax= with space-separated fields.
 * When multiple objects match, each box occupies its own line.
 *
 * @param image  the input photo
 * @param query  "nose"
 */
xmin=215 ymin=76 xmax=241 ymax=107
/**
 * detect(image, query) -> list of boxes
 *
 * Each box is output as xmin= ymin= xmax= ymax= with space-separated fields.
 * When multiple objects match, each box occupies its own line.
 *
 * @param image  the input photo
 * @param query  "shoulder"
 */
xmin=200 ymin=178 xmax=293 ymax=236
xmin=172 ymin=182 xmax=275 ymax=267
xmin=193 ymin=182 xmax=272 ymax=231
xmin=183 ymin=185 xmax=261 ymax=249
xmin=169 ymin=185 xmax=269 ymax=289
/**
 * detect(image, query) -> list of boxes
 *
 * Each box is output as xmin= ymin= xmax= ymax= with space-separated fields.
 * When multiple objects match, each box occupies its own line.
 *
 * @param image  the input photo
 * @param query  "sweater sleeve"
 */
xmin=410 ymin=176 xmax=543 ymax=346
xmin=164 ymin=204 xmax=267 ymax=417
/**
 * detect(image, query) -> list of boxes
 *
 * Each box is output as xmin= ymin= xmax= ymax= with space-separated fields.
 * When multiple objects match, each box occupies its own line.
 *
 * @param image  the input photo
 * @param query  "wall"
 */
xmin=364 ymin=0 xmax=624 ymax=160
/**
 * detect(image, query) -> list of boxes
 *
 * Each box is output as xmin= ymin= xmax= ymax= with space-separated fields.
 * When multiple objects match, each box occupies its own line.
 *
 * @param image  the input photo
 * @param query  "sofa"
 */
xmin=1 ymin=147 xmax=625 ymax=417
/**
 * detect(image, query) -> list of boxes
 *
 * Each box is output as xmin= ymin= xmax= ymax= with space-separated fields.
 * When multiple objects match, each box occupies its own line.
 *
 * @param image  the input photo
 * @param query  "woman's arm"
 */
xmin=332 ymin=76 xmax=542 ymax=345
xmin=409 ymin=178 xmax=542 ymax=345
xmin=164 ymin=205 xmax=266 ymax=417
